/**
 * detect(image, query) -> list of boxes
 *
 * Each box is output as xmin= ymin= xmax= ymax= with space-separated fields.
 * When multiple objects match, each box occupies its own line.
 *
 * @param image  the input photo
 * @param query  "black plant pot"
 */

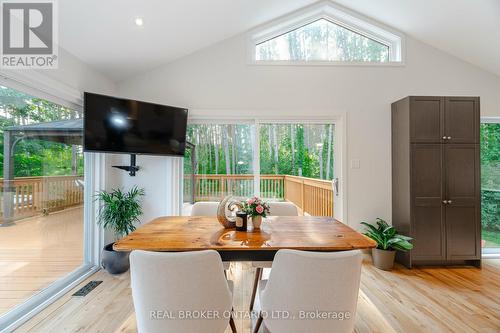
xmin=101 ymin=242 xmax=130 ymax=274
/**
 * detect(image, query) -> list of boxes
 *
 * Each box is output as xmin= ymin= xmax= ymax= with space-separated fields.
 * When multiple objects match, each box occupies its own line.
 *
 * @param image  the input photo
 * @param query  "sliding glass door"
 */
xmin=0 ymin=85 xmax=85 ymax=317
xmin=481 ymin=120 xmax=500 ymax=255
xmin=183 ymin=120 xmax=338 ymax=218
xmin=259 ymin=123 xmax=335 ymax=216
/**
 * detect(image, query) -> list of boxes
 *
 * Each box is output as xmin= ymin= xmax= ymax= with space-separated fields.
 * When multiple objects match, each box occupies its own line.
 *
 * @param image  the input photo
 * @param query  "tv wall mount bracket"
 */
xmin=112 ymin=154 xmax=139 ymax=176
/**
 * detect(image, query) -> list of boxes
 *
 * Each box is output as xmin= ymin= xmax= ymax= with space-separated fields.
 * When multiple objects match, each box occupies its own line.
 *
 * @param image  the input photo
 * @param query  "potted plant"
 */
xmin=242 ymin=196 xmax=270 ymax=230
xmin=361 ymin=218 xmax=413 ymax=270
xmin=96 ymin=186 xmax=145 ymax=274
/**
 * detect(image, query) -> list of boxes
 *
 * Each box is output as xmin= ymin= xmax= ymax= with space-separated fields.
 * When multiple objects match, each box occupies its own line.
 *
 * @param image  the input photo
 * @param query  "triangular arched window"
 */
xmin=256 ymin=18 xmax=389 ymax=62
xmin=249 ymin=2 xmax=403 ymax=64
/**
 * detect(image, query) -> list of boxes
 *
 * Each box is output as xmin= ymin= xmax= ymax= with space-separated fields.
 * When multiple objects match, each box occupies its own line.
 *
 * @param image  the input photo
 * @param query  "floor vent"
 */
xmin=72 ymin=281 xmax=103 ymax=297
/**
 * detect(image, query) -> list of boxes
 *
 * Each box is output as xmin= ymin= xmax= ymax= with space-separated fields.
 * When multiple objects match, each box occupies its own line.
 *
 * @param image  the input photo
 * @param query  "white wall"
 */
xmin=40 ymin=48 xmax=117 ymax=96
xmin=105 ymin=154 xmax=183 ymax=225
xmin=1 ymin=48 xmax=116 ymax=105
xmin=115 ymin=33 xmax=500 ymax=230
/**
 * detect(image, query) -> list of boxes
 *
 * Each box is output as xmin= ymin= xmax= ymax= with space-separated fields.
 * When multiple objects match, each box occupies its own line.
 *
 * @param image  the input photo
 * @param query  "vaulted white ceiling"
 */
xmin=59 ymin=0 xmax=500 ymax=82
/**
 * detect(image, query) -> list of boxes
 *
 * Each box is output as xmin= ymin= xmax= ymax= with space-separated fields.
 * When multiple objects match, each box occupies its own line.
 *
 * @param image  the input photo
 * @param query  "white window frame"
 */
xmin=0 ymin=71 xmax=105 ymax=332
xmin=187 ymin=113 xmax=347 ymax=224
xmin=247 ymin=0 xmax=405 ymax=66
xmin=481 ymin=116 xmax=500 ymax=258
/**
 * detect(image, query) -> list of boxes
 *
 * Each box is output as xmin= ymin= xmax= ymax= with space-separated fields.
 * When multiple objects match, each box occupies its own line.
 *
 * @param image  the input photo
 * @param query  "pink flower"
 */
xmin=256 ymin=205 xmax=264 ymax=214
xmin=247 ymin=198 xmax=255 ymax=205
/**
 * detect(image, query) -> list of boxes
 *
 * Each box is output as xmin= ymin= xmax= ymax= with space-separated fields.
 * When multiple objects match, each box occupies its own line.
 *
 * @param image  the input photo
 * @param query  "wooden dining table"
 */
xmin=113 ymin=216 xmax=376 ymax=261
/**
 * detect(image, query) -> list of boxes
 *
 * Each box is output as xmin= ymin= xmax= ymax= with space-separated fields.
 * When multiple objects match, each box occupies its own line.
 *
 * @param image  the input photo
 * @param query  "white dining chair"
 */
xmin=190 ymin=201 xmax=219 ymax=216
xmin=130 ymin=250 xmax=237 ymax=333
xmin=190 ymin=202 xmax=232 ymax=270
xmin=253 ymin=249 xmax=363 ymax=333
xmin=267 ymin=202 xmax=299 ymax=216
xmin=249 ymin=201 xmax=298 ymax=311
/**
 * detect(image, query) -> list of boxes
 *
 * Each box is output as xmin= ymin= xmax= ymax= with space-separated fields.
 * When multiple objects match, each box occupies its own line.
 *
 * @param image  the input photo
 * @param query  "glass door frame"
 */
xmin=0 ymin=77 xmax=103 ymax=332
xmin=187 ymin=114 xmax=347 ymax=223
xmin=481 ymin=116 xmax=500 ymax=258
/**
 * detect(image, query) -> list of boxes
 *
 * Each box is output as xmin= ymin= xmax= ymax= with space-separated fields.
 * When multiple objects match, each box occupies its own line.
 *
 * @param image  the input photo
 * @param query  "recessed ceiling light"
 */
xmin=134 ymin=17 xmax=144 ymax=27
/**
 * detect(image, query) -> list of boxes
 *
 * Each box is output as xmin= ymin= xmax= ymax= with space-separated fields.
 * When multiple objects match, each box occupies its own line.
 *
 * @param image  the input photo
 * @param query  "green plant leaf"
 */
xmin=361 ymin=218 xmax=413 ymax=251
xmin=95 ymin=186 xmax=145 ymax=238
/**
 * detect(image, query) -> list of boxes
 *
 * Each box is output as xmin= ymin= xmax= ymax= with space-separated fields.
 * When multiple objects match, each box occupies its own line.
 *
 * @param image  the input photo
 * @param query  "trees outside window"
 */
xmin=183 ymin=122 xmax=335 ymax=203
xmin=256 ymin=19 xmax=389 ymax=62
xmin=259 ymin=123 xmax=334 ymax=180
xmin=0 ymin=86 xmax=83 ymax=178
xmin=481 ymin=123 xmax=500 ymax=249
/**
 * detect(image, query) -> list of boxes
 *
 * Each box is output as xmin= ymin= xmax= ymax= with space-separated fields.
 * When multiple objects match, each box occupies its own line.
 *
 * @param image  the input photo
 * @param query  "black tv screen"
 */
xmin=83 ymin=92 xmax=188 ymax=156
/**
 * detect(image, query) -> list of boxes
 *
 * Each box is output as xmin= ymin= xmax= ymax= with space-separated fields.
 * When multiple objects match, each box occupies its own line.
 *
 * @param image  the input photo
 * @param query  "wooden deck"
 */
xmin=15 ymin=256 xmax=500 ymax=333
xmin=0 ymin=206 xmax=83 ymax=316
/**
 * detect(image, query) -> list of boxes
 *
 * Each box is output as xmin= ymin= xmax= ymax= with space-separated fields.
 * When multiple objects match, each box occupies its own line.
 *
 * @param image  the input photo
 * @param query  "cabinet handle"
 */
xmin=442 ymin=200 xmax=448 ymax=204
xmin=442 ymin=136 xmax=447 ymax=140
xmin=447 ymin=136 xmax=451 ymax=140
xmin=447 ymin=200 xmax=452 ymax=204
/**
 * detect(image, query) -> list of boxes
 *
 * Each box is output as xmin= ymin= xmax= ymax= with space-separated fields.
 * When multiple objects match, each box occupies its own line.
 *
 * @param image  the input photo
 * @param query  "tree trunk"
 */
xmin=231 ymin=125 xmax=236 ymax=174
xmin=273 ymin=125 xmax=279 ymax=174
xmin=223 ymin=126 xmax=232 ymax=194
xmin=214 ymin=125 xmax=219 ymax=175
xmin=223 ymin=126 xmax=231 ymax=175
xmin=207 ymin=126 xmax=212 ymax=173
xmin=195 ymin=129 xmax=200 ymax=174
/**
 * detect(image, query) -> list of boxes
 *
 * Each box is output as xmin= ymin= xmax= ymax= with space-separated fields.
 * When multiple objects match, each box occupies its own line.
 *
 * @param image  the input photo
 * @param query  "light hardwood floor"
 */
xmin=15 ymin=257 xmax=500 ymax=333
xmin=0 ymin=207 xmax=83 ymax=316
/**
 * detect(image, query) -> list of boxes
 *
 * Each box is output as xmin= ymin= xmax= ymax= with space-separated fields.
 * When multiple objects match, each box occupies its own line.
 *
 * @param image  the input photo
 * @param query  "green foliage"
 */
xmin=480 ymin=123 xmax=500 ymax=238
xmin=482 ymin=230 xmax=500 ymax=248
xmin=482 ymin=189 xmax=500 ymax=231
xmin=481 ymin=123 xmax=500 ymax=189
xmin=95 ymin=186 xmax=145 ymax=238
xmin=0 ymin=86 xmax=83 ymax=178
xmin=361 ymin=218 xmax=413 ymax=251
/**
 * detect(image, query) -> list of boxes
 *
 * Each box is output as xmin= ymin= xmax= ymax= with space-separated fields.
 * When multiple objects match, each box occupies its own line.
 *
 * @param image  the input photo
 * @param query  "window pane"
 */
xmin=481 ymin=123 xmax=500 ymax=250
xmin=0 ymin=85 xmax=84 ymax=315
xmin=259 ymin=124 xmax=334 ymax=180
xmin=256 ymin=19 xmax=389 ymax=62
xmin=183 ymin=124 xmax=255 ymax=207
xmin=259 ymin=123 xmax=335 ymax=217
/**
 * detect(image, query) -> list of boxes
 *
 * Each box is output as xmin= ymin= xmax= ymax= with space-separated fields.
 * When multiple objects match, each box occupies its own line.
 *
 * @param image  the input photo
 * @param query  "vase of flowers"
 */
xmin=243 ymin=196 xmax=270 ymax=230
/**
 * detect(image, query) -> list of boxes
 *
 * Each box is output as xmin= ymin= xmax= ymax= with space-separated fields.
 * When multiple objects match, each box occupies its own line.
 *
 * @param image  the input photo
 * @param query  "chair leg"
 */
xmin=229 ymin=314 xmax=237 ymax=333
xmin=249 ymin=267 xmax=262 ymax=311
xmin=253 ymin=312 xmax=263 ymax=333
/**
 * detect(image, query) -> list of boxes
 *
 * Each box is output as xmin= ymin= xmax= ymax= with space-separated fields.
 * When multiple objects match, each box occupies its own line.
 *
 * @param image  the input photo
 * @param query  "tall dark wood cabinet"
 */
xmin=392 ymin=96 xmax=480 ymax=268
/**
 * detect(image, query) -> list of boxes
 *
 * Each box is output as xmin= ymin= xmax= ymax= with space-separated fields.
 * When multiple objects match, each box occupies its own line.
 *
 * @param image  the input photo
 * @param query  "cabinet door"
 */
xmin=444 ymin=97 xmax=479 ymax=143
xmin=411 ymin=144 xmax=445 ymax=260
xmin=410 ymin=97 xmax=444 ymax=143
xmin=444 ymin=144 xmax=480 ymax=260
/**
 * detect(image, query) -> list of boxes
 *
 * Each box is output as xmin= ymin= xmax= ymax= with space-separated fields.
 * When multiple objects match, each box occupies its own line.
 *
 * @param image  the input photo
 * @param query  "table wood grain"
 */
xmin=113 ymin=216 xmax=376 ymax=254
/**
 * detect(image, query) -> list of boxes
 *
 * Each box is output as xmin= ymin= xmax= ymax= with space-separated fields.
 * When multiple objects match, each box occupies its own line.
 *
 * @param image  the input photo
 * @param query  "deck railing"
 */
xmin=0 ymin=175 xmax=84 ymax=220
xmin=185 ymin=174 xmax=334 ymax=217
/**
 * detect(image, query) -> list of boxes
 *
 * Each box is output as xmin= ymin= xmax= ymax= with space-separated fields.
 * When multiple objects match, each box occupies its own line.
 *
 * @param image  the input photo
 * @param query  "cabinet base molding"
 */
xmin=396 ymin=257 xmax=481 ymax=269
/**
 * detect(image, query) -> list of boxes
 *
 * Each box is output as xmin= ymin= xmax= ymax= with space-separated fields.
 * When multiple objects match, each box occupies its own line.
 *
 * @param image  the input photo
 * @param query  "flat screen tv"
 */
xmin=83 ymin=92 xmax=188 ymax=156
